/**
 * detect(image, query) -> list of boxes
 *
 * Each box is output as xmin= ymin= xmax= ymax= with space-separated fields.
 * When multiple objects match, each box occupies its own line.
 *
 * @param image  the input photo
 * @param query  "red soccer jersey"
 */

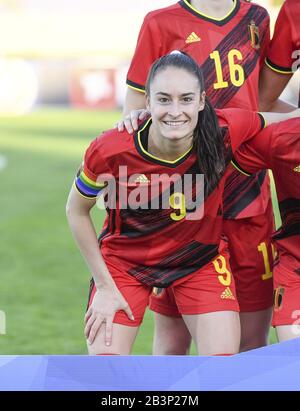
xmin=75 ymin=109 xmax=264 ymax=287
xmin=233 ymin=119 xmax=300 ymax=265
xmin=127 ymin=0 xmax=271 ymax=219
xmin=266 ymin=0 xmax=300 ymax=74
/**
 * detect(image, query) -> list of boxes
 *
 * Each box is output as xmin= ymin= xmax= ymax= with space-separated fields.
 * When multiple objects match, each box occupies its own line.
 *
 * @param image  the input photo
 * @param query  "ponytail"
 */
xmin=193 ymin=97 xmax=225 ymax=197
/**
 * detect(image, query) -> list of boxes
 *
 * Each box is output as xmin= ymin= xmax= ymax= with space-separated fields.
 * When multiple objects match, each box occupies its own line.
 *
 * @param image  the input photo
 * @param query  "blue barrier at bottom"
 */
xmin=0 ymin=338 xmax=299 ymax=391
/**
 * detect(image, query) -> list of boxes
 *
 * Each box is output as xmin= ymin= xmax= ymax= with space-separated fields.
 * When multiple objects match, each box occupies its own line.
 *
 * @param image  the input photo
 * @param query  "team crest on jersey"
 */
xmin=293 ymin=165 xmax=300 ymax=173
xmin=248 ymin=20 xmax=260 ymax=49
xmin=273 ymin=286 xmax=285 ymax=311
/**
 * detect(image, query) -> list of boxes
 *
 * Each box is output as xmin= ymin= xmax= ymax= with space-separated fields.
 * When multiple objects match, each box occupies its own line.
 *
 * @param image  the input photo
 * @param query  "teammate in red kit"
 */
xmin=66 ymin=53 xmax=297 ymax=355
xmin=118 ymin=0 xmax=276 ymax=354
xmin=260 ymin=0 xmax=300 ymax=112
xmin=257 ymin=0 xmax=300 ymax=342
xmin=233 ymin=118 xmax=300 ymax=342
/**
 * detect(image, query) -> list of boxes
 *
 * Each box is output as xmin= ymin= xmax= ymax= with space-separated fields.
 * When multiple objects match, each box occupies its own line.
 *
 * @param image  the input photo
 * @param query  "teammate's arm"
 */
xmin=117 ymin=88 xmax=148 ymax=133
xmin=233 ymin=125 xmax=274 ymax=176
xmin=117 ymin=13 xmax=161 ymax=133
xmin=123 ymin=88 xmax=146 ymax=115
xmin=259 ymin=65 xmax=295 ymax=112
xmin=259 ymin=2 xmax=297 ymax=112
xmin=66 ymin=185 xmax=134 ymax=345
xmin=222 ymin=107 xmax=300 ymax=151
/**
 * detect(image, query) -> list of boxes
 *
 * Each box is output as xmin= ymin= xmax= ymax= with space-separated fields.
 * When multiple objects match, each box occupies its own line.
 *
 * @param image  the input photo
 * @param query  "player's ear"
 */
xmin=199 ymin=91 xmax=206 ymax=112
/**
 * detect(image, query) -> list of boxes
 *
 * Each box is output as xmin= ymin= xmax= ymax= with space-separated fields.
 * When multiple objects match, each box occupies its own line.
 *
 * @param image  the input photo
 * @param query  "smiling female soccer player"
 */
xmin=66 ymin=53 xmax=300 ymax=355
xmin=119 ymin=0 xmax=275 ymax=354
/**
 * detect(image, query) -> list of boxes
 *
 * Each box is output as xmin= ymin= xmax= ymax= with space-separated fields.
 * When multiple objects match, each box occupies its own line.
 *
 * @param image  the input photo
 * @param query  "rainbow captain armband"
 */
xmin=75 ymin=167 xmax=106 ymax=199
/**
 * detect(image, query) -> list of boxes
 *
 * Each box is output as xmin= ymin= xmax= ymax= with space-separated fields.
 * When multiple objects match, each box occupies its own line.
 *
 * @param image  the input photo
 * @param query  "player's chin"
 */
xmin=164 ymin=130 xmax=193 ymax=141
xmin=160 ymin=124 xmax=192 ymax=139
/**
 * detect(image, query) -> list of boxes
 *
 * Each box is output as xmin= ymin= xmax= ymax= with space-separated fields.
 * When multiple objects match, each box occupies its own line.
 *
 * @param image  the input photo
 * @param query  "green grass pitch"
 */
xmin=0 ymin=108 xmax=277 ymax=354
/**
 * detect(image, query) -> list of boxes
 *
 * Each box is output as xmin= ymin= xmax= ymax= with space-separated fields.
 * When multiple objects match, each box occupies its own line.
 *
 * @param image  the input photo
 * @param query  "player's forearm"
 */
xmin=260 ymin=98 xmax=296 ymax=113
xmin=259 ymin=65 xmax=293 ymax=112
xmin=122 ymin=87 xmax=146 ymax=116
xmin=67 ymin=212 xmax=115 ymax=290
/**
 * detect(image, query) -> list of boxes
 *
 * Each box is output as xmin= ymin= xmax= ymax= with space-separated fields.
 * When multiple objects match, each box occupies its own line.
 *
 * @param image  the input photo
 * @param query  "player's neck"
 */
xmin=190 ymin=0 xmax=236 ymax=19
xmin=148 ymin=126 xmax=193 ymax=162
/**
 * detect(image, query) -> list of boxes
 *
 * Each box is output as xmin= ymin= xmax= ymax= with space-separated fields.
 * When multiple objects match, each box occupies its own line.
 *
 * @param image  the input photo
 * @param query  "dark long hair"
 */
xmin=145 ymin=52 xmax=225 ymax=196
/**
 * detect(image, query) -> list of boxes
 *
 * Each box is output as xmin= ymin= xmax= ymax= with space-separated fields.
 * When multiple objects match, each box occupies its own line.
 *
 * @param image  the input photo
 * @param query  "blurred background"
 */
xmin=0 ymin=0 xmax=297 ymax=115
xmin=0 ymin=0 xmax=297 ymax=354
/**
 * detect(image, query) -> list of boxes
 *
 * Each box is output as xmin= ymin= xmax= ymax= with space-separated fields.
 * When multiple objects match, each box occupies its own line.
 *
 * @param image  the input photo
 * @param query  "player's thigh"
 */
xmin=153 ymin=312 xmax=191 ymax=355
xmin=86 ymin=262 xmax=152 ymax=354
xmin=172 ymin=253 xmax=240 ymax=355
xmin=87 ymin=323 xmax=140 ymax=355
xmin=273 ymin=257 xmax=300 ymax=342
xmin=183 ymin=311 xmax=240 ymax=356
xmin=150 ymin=288 xmax=191 ymax=354
xmin=239 ymin=308 xmax=272 ymax=351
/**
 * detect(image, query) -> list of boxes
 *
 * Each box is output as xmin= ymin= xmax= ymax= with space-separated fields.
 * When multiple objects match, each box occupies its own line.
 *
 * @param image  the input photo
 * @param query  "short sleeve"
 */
xmin=126 ymin=14 xmax=162 ymax=92
xmin=217 ymin=108 xmax=265 ymax=152
xmin=75 ymin=138 xmax=111 ymax=199
xmin=266 ymin=4 xmax=294 ymax=74
xmin=233 ymin=125 xmax=275 ymax=174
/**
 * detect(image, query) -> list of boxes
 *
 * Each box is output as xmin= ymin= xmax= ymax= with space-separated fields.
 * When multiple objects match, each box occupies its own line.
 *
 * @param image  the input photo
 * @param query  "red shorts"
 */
xmin=222 ymin=198 xmax=275 ymax=312
xmin=272 ymin=253 xmax=300 ymax=327
xmin=88 ymin=254 xmax=239 ymax=326
xmin=149 ymin=253 xmax=239 ymax=317
xmin=87 ymin=260 xmax=151 ymax=327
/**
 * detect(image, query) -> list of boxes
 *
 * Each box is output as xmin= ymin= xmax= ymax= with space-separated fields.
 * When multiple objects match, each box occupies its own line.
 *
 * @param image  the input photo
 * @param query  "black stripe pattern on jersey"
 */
xmin=202 ymin=5 xmax=269 ymax=108
xmin=273 ymin=198 xmax=300 ymax=240
xmin=98 ymin=208 xmax=115 ymax=244
xmin=120 ymin=161 xmax=204 ymax=238
xmin=223 ymin=169 xmax=266 ymax=218
xmin=200 ymin=6 xmax=269 ymax=218
xmin=128 ymin=241 xmax=219 ymax=287
xmin=121 ymin=127 xmax=237 ymax=239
